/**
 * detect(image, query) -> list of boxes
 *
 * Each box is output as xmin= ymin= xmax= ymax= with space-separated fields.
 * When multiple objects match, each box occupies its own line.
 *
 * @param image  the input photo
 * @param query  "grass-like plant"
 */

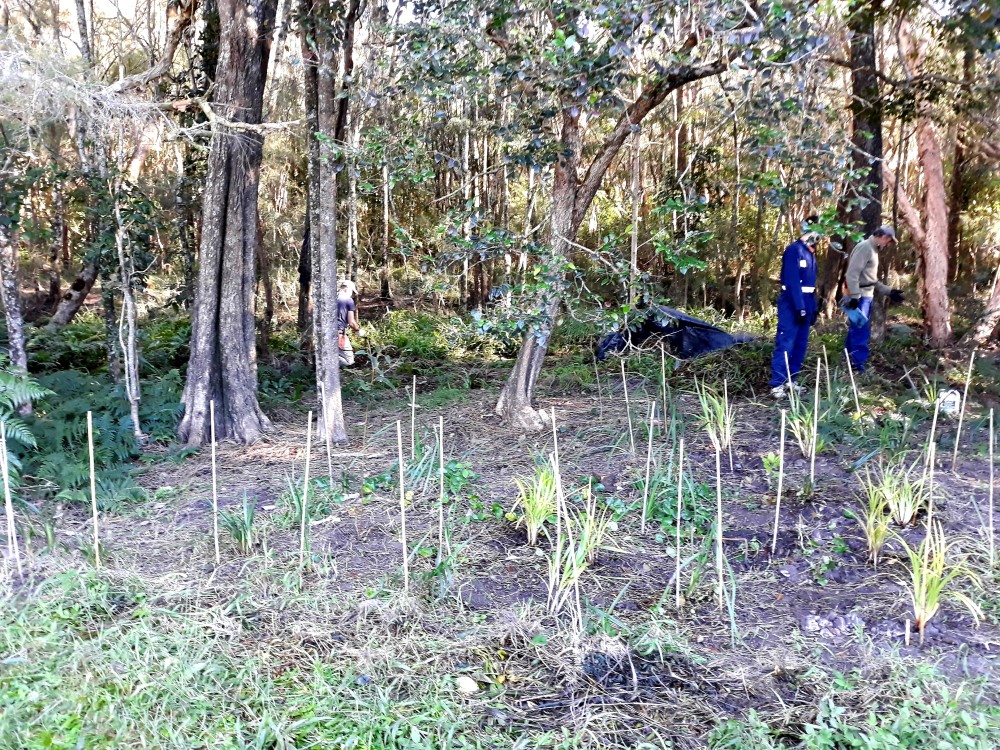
xmin=855 ymin=488 xmax=892 ymax=568
xmin=901 ymin=521 xmax=982 ymax=644
xmin=860 ymin=456 xmax=929 ymax=527
xmin=694 ymin=378 xmax=736 ymax=469
xmin=220 ymin=493 xmax=256 ymax=555
xmin=511 ymin=463 xmax=557 ymax=546
xmin=572 ymin=485 xmax=614 ymax=565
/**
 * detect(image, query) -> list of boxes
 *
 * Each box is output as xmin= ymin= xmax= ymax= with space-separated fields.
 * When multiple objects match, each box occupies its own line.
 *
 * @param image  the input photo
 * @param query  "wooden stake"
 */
xmin=438 ymin=416 xmax=447 ymax=562
xmin=783 ymin=350 xmax=793 ymax=389
xmin=640 ymin=401 xmax=655 ymax=533
xmin=621 ymin=359 xmax=635 ymax=453
xmin=0 ymin=423 xmax=23 ymax=578
xmin=772 ymin=409 xmax=786 ymax=555
xmin=989 ymin=408 xmax=995 ymax=568
xmin=926 ymin=398 xmax=941 ymax=473
xmin=822 ymin=346 xmax=831 ymax=402
xmin=87 ymin=411 xmax=101 ymax=569
xmin=410 ymin=376 xmax=417 ymax=460
xmin=660 ymin=344 xmax=668 ymax=438
xmin=675 ymin=436 xmax=684 ymax=609
xmin=320 ymin=381 xmax=333 ymax=487
xmin=724 ymin=379 xmax=734 ymax=471
xmin=810 ymin=357 xmax=820 ymax=487
xmin=299 ymin=411 xmax=313 ymax=568
xmin=714 ymin=441 xmax=724 ymax=609
xmin=951 ymin=349 xmax=976 ymax=472
xmin=396 ymin=420 xmax=409 ymax=593
xmin=209 ymin=400 xmax=220 ymax=565
xmin=844 ymin=349 xmax=862 ymax=423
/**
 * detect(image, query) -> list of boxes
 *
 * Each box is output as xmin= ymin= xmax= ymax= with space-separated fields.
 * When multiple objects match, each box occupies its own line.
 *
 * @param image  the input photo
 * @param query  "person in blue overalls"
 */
xmin=769 ymin=216 xmax=819 ymax=398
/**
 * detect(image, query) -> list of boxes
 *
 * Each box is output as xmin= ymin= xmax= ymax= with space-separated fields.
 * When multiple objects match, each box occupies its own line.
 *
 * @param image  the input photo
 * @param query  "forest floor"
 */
xmin=5 ymin=344 xmax=1000 ymax=748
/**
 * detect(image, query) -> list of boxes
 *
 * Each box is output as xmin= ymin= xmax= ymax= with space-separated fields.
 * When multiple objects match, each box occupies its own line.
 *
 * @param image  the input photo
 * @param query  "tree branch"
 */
xmin=882 ymin=166 xmax=926 ymax=251
xmin=572 ymin=59 xmax=727 ymax=231
xmin=106 ymin=0 xmax=199 ymax=94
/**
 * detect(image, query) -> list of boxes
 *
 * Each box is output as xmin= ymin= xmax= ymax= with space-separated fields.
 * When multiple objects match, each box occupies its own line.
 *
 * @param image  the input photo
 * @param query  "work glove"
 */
xmin=797 ymin=309 xmax=808 ymax=324
xmin=846 ymin=298 xmax=860 ymax=310
xmin=888 ymin=289 xmax=905 ymax=304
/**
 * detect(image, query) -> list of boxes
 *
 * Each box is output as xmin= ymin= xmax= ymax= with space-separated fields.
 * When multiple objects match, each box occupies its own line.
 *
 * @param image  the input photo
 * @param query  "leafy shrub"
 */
xmin=0 ymin=355 xmax=52 ymax=484
xmin=26 ymin=313 xmax=107 ymax=373
xmin=22 ymin=369 xmax=183 ymax=506
xmin=140 ymin=315 xmax=191 ymax=373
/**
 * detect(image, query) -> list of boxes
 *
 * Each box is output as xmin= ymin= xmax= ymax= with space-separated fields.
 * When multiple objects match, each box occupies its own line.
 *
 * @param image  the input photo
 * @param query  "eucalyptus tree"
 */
xmin=179 ymin=0 xmax=279 ymax=446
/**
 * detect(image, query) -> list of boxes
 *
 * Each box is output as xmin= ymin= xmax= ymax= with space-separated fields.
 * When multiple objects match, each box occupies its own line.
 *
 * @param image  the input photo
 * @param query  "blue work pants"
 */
xmin=845 ymin=296 xmax=873 ymax=373
xmin=769 ymin=294 xmax=813 ymax=387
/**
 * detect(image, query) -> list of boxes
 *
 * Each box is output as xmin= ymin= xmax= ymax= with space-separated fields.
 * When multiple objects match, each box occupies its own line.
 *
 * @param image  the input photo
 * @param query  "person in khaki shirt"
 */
xmin=842 ymin=225 xmax=904 ymax=373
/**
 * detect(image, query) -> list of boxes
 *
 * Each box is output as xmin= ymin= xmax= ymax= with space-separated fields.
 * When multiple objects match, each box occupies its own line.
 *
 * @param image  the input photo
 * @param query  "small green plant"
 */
xmin=219 ymin=493 xmax=256 ymax=554
xmin=694 ymin=378 xmax=736 ymax=467
xmin=571 ymin=485 xmax=614 ymax=565
xmin=511 ymin=462 xmax=557 ymax=546
xmin=761 ymin=451 xmax=780 ymax=488
xmin=856 ymin=485 xmax=893 ymax=568
xmin=860 ymin=456 xmax=929 ymax=527
xmin=901 ymin=520 xmax=982 ymax=644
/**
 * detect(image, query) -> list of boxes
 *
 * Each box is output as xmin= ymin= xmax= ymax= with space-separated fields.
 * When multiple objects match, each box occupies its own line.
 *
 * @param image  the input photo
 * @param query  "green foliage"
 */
xmin=140 ymin=315 xmax=192 ymax=373
xmin=275 ymin=475 xmax=343 ymax=530
xmin=26 ymin=313 xmax=107 ymax=374
xmin=22 ymin=369 xmax=183 ymax=506
xmin=511 ymin=461 xmax=557 ymax=546
xmin=220 ymin=494 xmax=257 ymax=554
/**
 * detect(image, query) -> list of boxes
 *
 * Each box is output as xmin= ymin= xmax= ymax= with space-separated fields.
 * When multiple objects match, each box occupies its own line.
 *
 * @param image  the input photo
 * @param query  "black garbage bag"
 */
xmin=596 ymin=305 xmax=754 ymax=361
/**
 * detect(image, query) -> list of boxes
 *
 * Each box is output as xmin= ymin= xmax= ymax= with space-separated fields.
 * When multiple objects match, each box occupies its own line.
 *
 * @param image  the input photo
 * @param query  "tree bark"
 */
xmin=0 ymin=223 xmax=30 ymax=412
xmin=818 ymin=0 xmax=882 ymax=317
xmin=495 ymin=60 xmax=726 ymax=431
xmin=178 ymin=0 xmax=277 ymax=447
xmin=47 ymin=262 xmax=98 ymax=327
xmin=914 ymin=116 xmax=952 ymax=346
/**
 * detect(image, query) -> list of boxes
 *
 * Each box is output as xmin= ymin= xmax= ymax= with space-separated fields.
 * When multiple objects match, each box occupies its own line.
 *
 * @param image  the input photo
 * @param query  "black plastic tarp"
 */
xmin=596 ymin=305 xmax=753 ymax=361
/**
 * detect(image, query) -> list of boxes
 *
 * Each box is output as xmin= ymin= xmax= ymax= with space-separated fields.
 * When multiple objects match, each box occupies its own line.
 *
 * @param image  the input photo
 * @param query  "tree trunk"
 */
xmin=178 ymin=0 xmax=277 ymax=447
xmin=47 ymin=262 xmax=98 ymax=327
xmin=818 ymin=0 xmax=882 ymax=317
xmin=495 ymin=60 xmax=727 ymax=430
xmin=297 ymin=214 xmax=312 ymax=339
xmin=256 ymin=212 xmax=274 ymax=363
xmin=379 ymin=162 xmax=391 ymax=299
xmin=915 ymin=116 xmax=952 ymax=346
xmin=0 ymin=223 xmax=30 ymax=412
xmin=961 ymin=265 xmax=1000 ymax=345
xmin=113 ymin=193 xmax=144 ymax=439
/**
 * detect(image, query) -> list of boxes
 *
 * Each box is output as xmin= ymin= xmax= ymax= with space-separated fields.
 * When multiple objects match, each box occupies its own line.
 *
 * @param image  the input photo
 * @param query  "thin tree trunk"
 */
xmin=818 ymin=0 xmax=882 ymax=316
xmin=915 ymin=116 xmax=952 ymax=346
xmin=961 ymin=265 xmax=1000 ymax=345
xmin=380 ymin=162 xmax=391 ymax=299
xmin=178 ymin=0 xmax=277 ymax=447
xmin=48 ymin=263 xmax=98 ymax=327
xmin=112 ymin=190 xmax=144 ymax=438
xmin=628 ymin=126 xmax=641 ymax=305
xmin=256 ymin=213 xmax=274 ymax=363
xmin=0 ymin=223 xmax=30 ymax=412
xmin=297 ymin=214 xmax=312 ymax=339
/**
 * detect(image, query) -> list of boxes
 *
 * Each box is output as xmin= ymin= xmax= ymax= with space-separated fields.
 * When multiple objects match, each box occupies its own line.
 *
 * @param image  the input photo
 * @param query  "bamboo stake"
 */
xmin=320 ymin=381 xmax=333 ymax=487
xmin=989 ymin=409 xmax=995 ymax=568
xmin=844 ymin=349 xmax=862 ymax=422
xmin=772 ymin=409 xmax=786 ymax=555
xmin=926 ymin=398 xmax=941 ymax=473
xmin=724 ymin=379 xmax=734 ymax=471
xmin=87 ymin=411 xmax=101 ymax=569
xmin=0 ymin=424 xmax=23 ymax=578
xmin=621 ymin=359 xmax=635 ymax=453
xmin=660 ymin=344 xmax=668 ymax=438
xmin=210 ymin=400 xmax=220 ymax=565
xmin=810 ymin=358 xmax=820 ymax=487
xmin=396 ymin=420 xmax=409 ymax=593
xmin=640 ymin=401 xmax=655 ymax=533
xmin=299 ymin=411 xmax=313 ymax=568
xmin=675 ymin=437 xmax=684 ymax=608
xmin=783 ymin=351 xmax=793 ymax=393
xmin=438 ymin=416 xmax=447 ymax=561
xmin=951 ymin=349 xmax=976 ymax=472
xmin=714 ymin=441 xmax=724 ymax=609
xmin=822 ymin=346 xmax=831 ymax=402
xmin=410 ymin=376 xmax=417 ymax=460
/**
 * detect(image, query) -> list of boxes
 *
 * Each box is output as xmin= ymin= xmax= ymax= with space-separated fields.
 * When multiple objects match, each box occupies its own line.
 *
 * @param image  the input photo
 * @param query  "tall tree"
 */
xmin=817 ymin=0 xmax=883 ymax=317
xmin=178 ymin=0 xmax=278 ymax=446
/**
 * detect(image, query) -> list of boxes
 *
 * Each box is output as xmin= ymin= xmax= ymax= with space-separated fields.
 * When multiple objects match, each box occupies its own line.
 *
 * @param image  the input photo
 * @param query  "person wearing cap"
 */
xmin=842 ymin=226 xmax=904 ymax=374
xmin=769 ymin=216 xmax=821 ymax=398
xmin=337 ymin=279 xmax=362 ymax=366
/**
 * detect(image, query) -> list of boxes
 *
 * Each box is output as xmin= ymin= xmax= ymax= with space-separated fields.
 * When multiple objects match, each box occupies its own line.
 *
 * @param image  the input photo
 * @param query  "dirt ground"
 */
xmin=27 ymin=368 xmax=1000 ymax=743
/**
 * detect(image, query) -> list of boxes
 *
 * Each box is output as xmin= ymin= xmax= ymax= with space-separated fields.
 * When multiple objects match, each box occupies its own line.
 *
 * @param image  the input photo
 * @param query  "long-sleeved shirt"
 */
xmin=845 ymin=237 xmax=892 ymax=298
xmin=779 ymin=238 xmax=817 ymax=314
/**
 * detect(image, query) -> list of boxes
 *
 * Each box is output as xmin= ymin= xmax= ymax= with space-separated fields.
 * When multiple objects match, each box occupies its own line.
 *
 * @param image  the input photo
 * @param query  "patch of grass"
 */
xmin=420 ymin=385 xmax=470 ymax=408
